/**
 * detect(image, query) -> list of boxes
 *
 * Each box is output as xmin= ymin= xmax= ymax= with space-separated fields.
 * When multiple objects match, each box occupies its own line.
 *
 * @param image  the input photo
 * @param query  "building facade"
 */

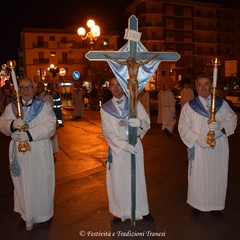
xmin=19 ymin=27 xmax=118 ymax=88
xmin=126 ymin=0 xmax=240 ymax=89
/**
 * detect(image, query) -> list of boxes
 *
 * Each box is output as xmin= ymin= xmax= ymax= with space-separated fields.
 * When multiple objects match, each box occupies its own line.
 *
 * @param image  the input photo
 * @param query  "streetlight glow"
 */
xmin=77 ymin=27 xmax=86 ymax=36
xmin=92 ymin=25 xmax=100 ymax=37
xmin=48 ymin=64 xmax=59 ymax=90
xmin=77 ymin=19 xmax=100 ymax=49
xmin=87 ymin=19 xmax=95 ymax=28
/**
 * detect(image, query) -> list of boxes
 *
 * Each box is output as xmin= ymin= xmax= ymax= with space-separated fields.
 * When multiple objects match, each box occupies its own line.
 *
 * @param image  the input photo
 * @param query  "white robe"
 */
xmin=100 ymin=100 xmax=150 ymax=221
xmin=178 ymin=99 xmax=237 ymax=211
xmin=72 ymin=89 xmax=84 ymax=118
xmin=0 ymin=101 xmax=56 ymax=230
xmin=161 ymin=89 xmax=176 ymax=133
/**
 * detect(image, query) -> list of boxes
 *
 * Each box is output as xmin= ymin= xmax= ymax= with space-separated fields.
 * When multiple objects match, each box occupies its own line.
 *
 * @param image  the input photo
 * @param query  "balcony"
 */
xmin=58 ymin=59 xmax=83 ymax=65
xmin=141 ymin=35 xmax=164 ymax=41
xmin=165 ymin=37 xmax=175 ymax=42
xmin=33 ymin=58 xmax=49 ymax=65
xmin=58 ymin=42 xmax=74 ymax=48
xmin=144 ymin=21 xmax=164 ymax=28
xmin=146 ymin=7 xmax=162 ymax=14
xmin=32 ymin=42 xmax=49 ymax=48
xmin=194 ymin=25 xmax=219 ymax=31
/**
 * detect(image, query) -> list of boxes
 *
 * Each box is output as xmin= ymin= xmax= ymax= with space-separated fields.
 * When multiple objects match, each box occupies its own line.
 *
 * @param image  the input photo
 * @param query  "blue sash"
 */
xmin=189 ymin=96 xmax=223 ymax=118
xmin=101 ymin=98 xmax=128 ymax=119
xmin=12 ymin=97 xmax=45 ymax=123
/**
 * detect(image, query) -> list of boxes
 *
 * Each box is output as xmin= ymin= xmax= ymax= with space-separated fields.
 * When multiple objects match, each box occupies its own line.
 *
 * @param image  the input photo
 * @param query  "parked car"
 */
xmin=225 ymin=90 xmax=240 ymax=111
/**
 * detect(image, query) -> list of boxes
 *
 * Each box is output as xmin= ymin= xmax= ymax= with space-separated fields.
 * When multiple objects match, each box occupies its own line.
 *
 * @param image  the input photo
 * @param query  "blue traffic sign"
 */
xmin=72 ymin=71 xmax=80 ymax=80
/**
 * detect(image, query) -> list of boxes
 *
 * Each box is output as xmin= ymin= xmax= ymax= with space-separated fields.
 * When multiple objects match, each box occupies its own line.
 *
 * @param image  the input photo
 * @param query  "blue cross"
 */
xmin=86 ymin=15 xmax=180 ymax=66
xmin=86 ymin=15 xmax=180 ymax=226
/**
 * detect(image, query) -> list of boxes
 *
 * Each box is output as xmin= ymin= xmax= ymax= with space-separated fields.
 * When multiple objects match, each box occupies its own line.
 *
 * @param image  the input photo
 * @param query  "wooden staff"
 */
xmin=7 ymin=60 xmax=31 ymax=153
xmin=206 ymin=58 xmax=220 ymax=148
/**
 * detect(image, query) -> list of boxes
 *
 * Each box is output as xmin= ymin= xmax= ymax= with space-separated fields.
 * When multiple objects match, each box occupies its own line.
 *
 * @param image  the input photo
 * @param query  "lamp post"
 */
xmin=77 ymin=19 xmax=100 ymax=50
xmin=48 ymin=64 xmax=59 ymax=90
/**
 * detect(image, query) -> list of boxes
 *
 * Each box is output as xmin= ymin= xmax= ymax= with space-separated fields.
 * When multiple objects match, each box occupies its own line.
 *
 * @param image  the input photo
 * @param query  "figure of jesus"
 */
xmin=104 ymin=54 xmax=158 ymax=116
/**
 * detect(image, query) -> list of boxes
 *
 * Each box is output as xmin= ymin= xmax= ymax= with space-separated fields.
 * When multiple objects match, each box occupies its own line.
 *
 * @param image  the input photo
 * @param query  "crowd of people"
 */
xmin=0 ymin=71 xmax=237 ymax=231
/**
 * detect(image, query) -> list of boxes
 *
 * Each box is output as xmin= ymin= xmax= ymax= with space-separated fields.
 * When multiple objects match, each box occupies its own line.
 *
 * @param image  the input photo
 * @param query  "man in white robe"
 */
xmin=100 ymin=76 xmax=153 ymax=223
xmin=178 ymin=75 xmax=237 ymax=220
xmin=72 ymin=83 xmax=84 ymax=119
xmin=0 ymin=77 xmax=56 ymax=231
xmin=161 ymin=83 xmax=176 ymax=137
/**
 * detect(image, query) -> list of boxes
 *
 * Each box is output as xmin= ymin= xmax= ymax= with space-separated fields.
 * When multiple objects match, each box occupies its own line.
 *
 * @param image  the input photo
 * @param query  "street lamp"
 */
xmin=77 ymin=19 xmax=100 ymax=50
xmin=48 ymin=64 xmax=59 ymax=90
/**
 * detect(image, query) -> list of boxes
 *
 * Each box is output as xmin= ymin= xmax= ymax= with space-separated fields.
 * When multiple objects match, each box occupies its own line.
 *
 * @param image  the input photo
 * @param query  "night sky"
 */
xmin=0 ymin=0 xmax=132 ymax=64
xmin=0 ymin=0 xmax=238 ymax=65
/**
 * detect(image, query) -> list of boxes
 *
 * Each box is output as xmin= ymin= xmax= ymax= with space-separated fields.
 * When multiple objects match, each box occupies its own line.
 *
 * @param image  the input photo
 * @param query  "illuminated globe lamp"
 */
xmin=77 ymin=19 xmax=100 ymax=50
xmin=48 ymin=64 xmax=59 ymax=90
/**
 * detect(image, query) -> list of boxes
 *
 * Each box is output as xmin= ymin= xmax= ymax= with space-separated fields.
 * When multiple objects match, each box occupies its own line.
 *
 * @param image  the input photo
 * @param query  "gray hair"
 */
xmin=19 ymin=77 xmax=36 ymax=86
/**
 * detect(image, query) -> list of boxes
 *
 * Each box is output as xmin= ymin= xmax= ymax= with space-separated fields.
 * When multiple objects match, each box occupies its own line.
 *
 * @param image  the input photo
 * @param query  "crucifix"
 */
xmin=86 ymin=15 xmax=180 ymax=226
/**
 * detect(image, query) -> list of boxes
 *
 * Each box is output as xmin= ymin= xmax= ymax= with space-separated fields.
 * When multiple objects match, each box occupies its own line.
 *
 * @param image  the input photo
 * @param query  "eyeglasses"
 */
xmin=19 ymin=85 xmax=34 ymax=91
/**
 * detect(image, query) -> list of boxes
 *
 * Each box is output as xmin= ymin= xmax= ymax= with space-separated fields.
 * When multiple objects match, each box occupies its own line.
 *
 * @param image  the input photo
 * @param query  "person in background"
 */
xmin=178 ymin=75 xmax=237 ymax=220
xmin=72 ymin=82 xmax=84 ymax=119
xmin=36 ymin=81 xmax=59 ymax=155
xmin=180 ymin=78 xmax=194 ymax=109
xmin=51 ymin=87 xmax=63 ymax=127
xmin=89 ymin=84 xmax=99 ymax=110
xmin=0 ymin=77 xmax=56 ymax=231
xmin=0 ymin=80 xmax=15 ymax=115
xmin=100 ymin=76 xmax=154 ymax=224
xmin=161 ymin=83 xmax=176 ymax=137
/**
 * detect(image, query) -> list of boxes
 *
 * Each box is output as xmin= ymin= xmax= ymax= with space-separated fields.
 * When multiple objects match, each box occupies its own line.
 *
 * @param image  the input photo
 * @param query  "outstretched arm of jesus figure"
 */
xmin=139 ymin=54 xmax=159 ymax=66
xmin=104 ymin=54 xmax=127 ymax=65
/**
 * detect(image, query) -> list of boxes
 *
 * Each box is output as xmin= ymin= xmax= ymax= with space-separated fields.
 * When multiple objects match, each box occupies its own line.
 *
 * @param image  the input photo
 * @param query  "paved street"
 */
xmin=0 ymin=109 xmax=240 ymax=240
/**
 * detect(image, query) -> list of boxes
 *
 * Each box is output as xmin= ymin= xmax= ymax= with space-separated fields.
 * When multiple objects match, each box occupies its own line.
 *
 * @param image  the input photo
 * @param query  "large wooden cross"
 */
xmin=86 ymin=15 xmax=180 ymax=226
xmin=86 ymin=16 xmax=180 ymax=63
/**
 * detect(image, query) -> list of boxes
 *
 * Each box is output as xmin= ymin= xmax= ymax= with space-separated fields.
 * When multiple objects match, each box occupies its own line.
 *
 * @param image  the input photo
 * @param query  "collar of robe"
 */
xmin=21 ymin=97 xmax=34 ymax=107
xmin=12 ymin=96 xmax=45 ymax=123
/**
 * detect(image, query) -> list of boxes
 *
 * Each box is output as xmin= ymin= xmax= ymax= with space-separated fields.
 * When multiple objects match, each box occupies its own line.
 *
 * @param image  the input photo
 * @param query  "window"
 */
xmin=38 ymin=52 xmax=44 ymax=59
xmin=166 ymin=18 xmax=174 ymax=26
xmin=103 ymin=38 xmax=109 ymax=46
xmin=62 ymin=52 xmax=68 ymax=64
xmin=197 ymin=47 xmax=202 ymax=54
xmin=50 ymin=36 xmax=55 ymax=41
xmin=50 ymin=51 xmax=56 ymax=57
xmin=37 ymin=36 xmax=44 ymax=47
xmin=61 ymin=37 xmax=67 ymax=43
xmin=209 ymin=47 xmax=214 ymax=55
xmin=152 ymin=44 xmax=158 ymax=51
